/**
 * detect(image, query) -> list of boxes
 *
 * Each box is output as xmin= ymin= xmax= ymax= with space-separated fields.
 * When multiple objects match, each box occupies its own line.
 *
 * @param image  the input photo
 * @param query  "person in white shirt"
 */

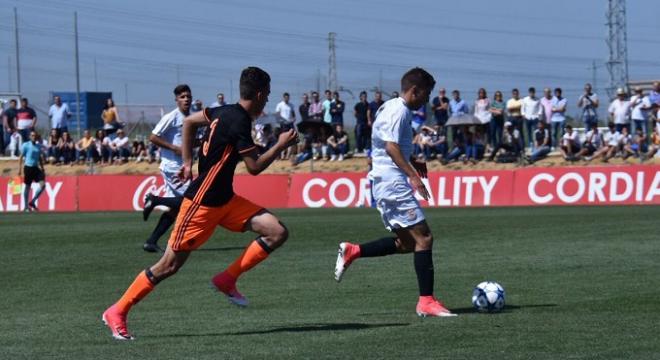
xmin=592 ymin=122 xmax=620 ymax=162
xmin=577 ymin=83 xmax=599 ymax=131
xmin=141 ymin=84 xmax=193 ymax=253
xmin=551 ymin=88 xmax=567 ymax=147
xmin=521 ymin=87 xmax=542 ymax=148
xmin=608 ymin=88 xmax=631 ymax=133
xmin=274 ymin=92 xmax=296 ymax=160
xmin=560 ymin=124 xmax=580 ymax=160
xmin=334 ymin=67 xmax=456 ymax=318
xmin=629 ymin=87 xmax=652 ymax=136
xmin=48 ymin=95 xmax=71 ymax=135
xmin=111 ymin=129 xmax=130 ymax=163
xmin=578 ymin=124 xmax=604 ymax=160
xmin=210 ymin=93 xmax=226 ymax=108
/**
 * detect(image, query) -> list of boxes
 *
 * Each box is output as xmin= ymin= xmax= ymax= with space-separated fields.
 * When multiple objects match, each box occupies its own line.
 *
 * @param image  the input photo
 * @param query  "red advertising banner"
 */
xmin=0 ymin=176 xmax=77 ymax=212
xmin=1 ymin=166 xmax=658 ymax=212
xmin=512 ymin=165 xmax=660 ymax=206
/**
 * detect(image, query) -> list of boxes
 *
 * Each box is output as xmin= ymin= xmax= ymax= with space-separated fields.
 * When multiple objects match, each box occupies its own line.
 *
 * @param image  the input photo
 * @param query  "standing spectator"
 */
xmin=16 ymin=98 xmax=37 ymax=142
xmin=579 ymin=124 xmax=604 ymax=161
xmin=191 ymin=99 xmax=203 ymax=113
xmin=354 ymin=91 xmax=370 ymax=153
xmin=506 ymin=88 xmax=524 ymax=148
xmin=391 ymin=91 xmax=399 ymax=99
xmin=527 ymin=120 xmax=551 ymax=164
xmin=327 ymin=124 xmax=348 ymax=161
xmin=330 ymin=91 xmax=345 ymax=126
xmin=630 ymin=87 xmax=652 ymax=136
xmin=322 ymin=89 xmax=333 ymax=124
xmin=308 ymin=91 xmax=323 ymax=121
xmin=299 ymin=93 xmax=310 ymax=123
xmin=59 ymin=131 xmax=76 ymax=164
xmin=76 ymin=129 xmax=96 ymax=164
xmin=648 ymin=82 xmax=660 ymax=111
xmin=449 ymin=90 xmax=469 ymax=116
xmin=275 ymin=92 xmax=296 ymax=160
xmin=608 ymin=88 xmax=631 ymax=133
xmin=577 ymin=83 xmax=600 ymax=131
xmin=473 ymin=88 xmax=491 ymax=149
xmin=540 ymin=87 xmax=554 ymax=144
xmin=111 ymin=129 xmax=131 ymax=163
xmin=48 ymin=95 xmax=71 ymax=135
xmin=46 ymin=129 xmax=61 ymax=164
xmin=369 ymin=91 xmax=385 ymax=125
xmin=411 ymin=103 xmax=426 ymax=133
xmin=2 ymin=99 xmax=18 ymax=152
xmin=102 ymin=98 xmax=122 ymax=137
xmin=431 ymin=88 xmax=450 ymax=126
xmin=521 ymin=87 xmax=542 ymax=148
xmin=551 ymin=88 xmax=568 ymax=147
xmin=560 ymin=124 xmax=580 ymax=161
xmin=489 ymin=90 xmax=506 ymax=150
xmin=210 ymin=93 xmax=226 ymax=108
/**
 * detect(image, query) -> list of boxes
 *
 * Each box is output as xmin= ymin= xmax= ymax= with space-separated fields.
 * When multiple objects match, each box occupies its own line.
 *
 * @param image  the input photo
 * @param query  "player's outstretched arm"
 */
xmin=385 ymin=141 xmax=430 ymax=200
xmin=180 ymin=111 xmax=207 ymax=181
xmin=242 ymin=129 xmax=298 ymax=176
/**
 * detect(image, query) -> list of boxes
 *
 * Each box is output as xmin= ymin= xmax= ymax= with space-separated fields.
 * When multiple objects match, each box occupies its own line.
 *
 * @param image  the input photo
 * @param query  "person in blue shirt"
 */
xmin=18 ymin=130 xmax=46 ymax=211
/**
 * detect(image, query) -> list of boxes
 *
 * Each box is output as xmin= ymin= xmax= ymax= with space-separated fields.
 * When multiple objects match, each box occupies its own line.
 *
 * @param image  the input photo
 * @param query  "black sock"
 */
xmin=146 ymin=212 xmax=175 ymax=245
xmin=156 ymin=196 xmax=183 ymax=211
xmin=359 ymin=237 xmax=397 ymax=257
xmin=414 ymin=250 xmax=434 ymax=296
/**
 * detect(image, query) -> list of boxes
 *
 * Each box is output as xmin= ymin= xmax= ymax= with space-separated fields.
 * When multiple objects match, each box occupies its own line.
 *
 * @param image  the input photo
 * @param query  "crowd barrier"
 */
xmin=1 ymin=165 xmax=659 ymax=212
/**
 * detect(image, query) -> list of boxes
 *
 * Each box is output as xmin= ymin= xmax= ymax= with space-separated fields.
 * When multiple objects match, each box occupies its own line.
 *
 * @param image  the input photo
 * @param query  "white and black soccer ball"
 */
xmin=472 ymin=281 xmax=505 ymax=313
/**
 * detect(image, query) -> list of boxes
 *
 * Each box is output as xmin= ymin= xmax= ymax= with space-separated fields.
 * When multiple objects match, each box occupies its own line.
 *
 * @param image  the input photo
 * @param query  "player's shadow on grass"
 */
xmin=227 ymin=322 xmax=409 ymax=335
xmin=451 ymin=303 xmax=557 ymax=314
xmin=196 ymin=246 xmax=246 ymax=252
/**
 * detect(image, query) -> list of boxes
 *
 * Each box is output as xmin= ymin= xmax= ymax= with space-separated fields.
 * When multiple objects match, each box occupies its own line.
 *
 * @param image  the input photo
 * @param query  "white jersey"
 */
xmin=152 ymin=108 xmax=186 ymax=172
xmin=369 ymin=97 xmax=413 ymax=180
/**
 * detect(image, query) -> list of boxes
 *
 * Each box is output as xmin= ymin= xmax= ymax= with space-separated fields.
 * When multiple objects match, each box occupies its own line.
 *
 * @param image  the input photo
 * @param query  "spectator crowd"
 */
xmin=3 ymin=81 xmax=660 ymax=169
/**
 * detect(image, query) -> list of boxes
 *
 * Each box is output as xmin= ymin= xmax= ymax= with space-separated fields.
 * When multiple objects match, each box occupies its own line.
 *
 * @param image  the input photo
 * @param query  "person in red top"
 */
xmin=102 ymin=66 xmax=298 ymax=340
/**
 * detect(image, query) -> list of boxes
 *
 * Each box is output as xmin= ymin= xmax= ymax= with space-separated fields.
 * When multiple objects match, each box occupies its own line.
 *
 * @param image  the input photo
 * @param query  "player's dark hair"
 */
xmin=283 ymin=92 xmax=289 ymax=97
xmin=174 ymin=84 xmax=191 ymax=96
xmin=554 ymin=87 xmax=562 ymax=94
xmin=240 ymin=67 xmax=271 ymax=100
xmin=401 ymin=67 xmax=435 ymax=93
xmin=529 ymin=87 xmax=536 ymax=93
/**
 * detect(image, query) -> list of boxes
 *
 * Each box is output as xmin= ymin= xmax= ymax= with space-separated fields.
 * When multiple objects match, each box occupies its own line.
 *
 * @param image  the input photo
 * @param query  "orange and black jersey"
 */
xmin=184 ymin=105 xmax=257 ymax=207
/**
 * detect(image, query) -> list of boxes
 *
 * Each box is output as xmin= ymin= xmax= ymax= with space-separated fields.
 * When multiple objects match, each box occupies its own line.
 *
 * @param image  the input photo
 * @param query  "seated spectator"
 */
xmin=442 ymin=126 xmax=466 ymax=164
xmin=95 ymin=129 xmax=111 ymax=165
xmin=132 ymin=140 xmax=149 ymax=163
xmin=292 ymin=132 xmax=314 ymax=166
xmin=312 ymin=129 xmax=328 ymax=161
xmin=58 ymin=131 xmax=76 ymax=164
xmin=487 ymin=121 xmax=521 ymax=162
xmin=76 ymin=130 xmax=96 ymax=164
xmin=5 ymin=128 xmax=21 ymax=158
xmin=422 ymin=124 xmax=447 ymax=160
xmin=527 ymin=121 xmax=551 ymax=164
xmin=592 ymin=123 xmax=621 ymax=162
xmin=111 ymin=129 xmax=131 ymax=163
xmin=618 ymin=126 xmax=632 ymax=159
xmin=644 ymin=118 xmax=660 ymax=160
xmin=46 ymin=129 xmax=61 ymax=164
xmin=413 ymin=128 xmax=432 ymax=160
xmin=464 ymin=128 xmax=485 ymax=164
xmin=578 ymin=124 xmax=604 ymax=161
xmin=327 ymin=124 xmax=348 ymax=161
xmin=560 ymin=125 xmax=580 ymax=161
xmin=148 ymin=142 xmax=159 ymax=163
xmin=623 ymin=127 xmax=646 ymax=159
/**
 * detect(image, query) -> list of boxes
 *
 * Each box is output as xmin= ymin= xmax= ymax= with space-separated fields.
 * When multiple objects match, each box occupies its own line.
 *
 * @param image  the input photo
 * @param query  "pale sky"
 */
xmin=0 ymin=0 xmax=658 ymax=123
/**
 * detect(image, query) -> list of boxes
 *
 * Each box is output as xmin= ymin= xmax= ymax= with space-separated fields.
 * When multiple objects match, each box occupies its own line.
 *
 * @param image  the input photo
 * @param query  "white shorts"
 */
xmin=372 ymin=176 xmax=425 ymax=232
xmin=161 ymin=170 xmax=189 ymax=198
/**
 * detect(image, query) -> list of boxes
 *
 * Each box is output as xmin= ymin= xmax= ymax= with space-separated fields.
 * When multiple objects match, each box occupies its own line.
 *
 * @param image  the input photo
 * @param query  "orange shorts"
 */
xmin=168 ymin=195 xmax=264 ymax=251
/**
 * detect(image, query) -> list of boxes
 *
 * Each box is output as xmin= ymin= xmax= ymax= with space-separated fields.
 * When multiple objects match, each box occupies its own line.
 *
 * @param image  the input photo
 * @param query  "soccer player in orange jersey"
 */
xmin=102 ymin=67 xmax=298 ymax=340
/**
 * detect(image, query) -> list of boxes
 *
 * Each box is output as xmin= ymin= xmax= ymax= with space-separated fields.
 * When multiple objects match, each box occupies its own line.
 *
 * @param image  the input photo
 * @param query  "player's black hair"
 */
xmin=554 ymin=87 xmax=563 ymax=94
xmin=240 ymin=66 xmax=271 ymax=100
xmin=173 ymin=84 xmax=191 ymax=96
xmin=401 ymin=67 xmax=435 ymax=93
xmin=529 ymin=87 xmax=536 ymax=93
xmin=283 ymin=92 xmax=290 ymax=97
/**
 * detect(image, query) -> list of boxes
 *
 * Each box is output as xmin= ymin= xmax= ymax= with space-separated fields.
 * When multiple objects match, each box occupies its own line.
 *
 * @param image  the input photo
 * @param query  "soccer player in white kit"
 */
xmin=334 ymin=68 xmax=455 ymax=317
xmin=142 ymin=84 xmax=192 ymax=252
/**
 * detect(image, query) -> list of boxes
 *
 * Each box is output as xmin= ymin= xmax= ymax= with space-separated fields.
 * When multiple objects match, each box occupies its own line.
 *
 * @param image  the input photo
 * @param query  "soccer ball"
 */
xmin=472 ymin=281 xmax=505 ymax=313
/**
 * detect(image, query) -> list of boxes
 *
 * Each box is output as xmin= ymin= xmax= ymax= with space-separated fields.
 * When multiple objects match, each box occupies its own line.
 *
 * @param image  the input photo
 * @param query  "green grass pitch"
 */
xmin=1 ymin=207 xmax=659 ymax=359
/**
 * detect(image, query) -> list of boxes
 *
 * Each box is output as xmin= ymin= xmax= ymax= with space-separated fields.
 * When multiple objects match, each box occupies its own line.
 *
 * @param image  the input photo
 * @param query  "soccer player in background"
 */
xmin=141 ymin=84 xmax=193 ymax=253
xmin=334 ymin=67 xmax=456 ymax=317
xmin=102 ymin=67 xmax=299 ymax=340
xmin=18 ymin=131 xmax=46 ymax=211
